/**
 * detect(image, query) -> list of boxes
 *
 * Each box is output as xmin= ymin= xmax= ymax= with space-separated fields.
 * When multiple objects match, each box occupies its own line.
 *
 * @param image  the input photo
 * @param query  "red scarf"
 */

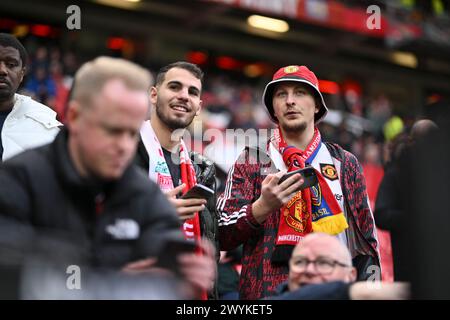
xmin=271 ymin=127 xmax=348 ymax=262
xmin=179 ymin=144 xmax=203 ymax=244
xmin=179 ymin=144 xmax=208 ymax=300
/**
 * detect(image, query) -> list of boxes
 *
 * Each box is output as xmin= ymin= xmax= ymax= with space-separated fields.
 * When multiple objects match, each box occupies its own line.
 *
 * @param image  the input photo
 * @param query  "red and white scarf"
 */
xmin=141 ymin=121 xmax=207 ymax=299
xmin=141 ymin=121 xmax=202 ymax=242
xmin=270 ymin=127 xmax=348 ymax=261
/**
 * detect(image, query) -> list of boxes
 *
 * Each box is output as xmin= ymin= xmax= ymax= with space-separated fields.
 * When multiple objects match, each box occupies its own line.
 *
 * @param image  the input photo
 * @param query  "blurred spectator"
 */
xmin=404 ymin=108 xmax=450 ymax=299
xmin=383 ymin=115 xmax=404 ymax=142
xmin=361 ymin=138 xmax=394 ymax=282
xmin=62 ymin=51 xmax=78 ymax=77
xmin=24 ymin=65 xmax=57 ymax=108
xmin=29 ymin=46 xmax=49 ymax=73
xmin=374 ymin=118 xmax=438 ymax=281
xmin=49 ymin=60 xmax=70 ymax=122
xmin=367 ymin=94 xmax=392 ymax=140
xmin=269 ymin=233 xmax=409 ymax=300
xmin=362 ymin=141 xmax=384 ymax=199
xmin=230 ymin=103 xmax=256 ymax=130
xmin=0 ymin=33 xmax=61 ymax=161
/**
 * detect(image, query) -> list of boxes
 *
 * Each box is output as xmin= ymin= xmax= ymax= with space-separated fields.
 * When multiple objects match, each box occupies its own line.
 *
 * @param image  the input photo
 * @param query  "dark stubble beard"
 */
xmin=281 ymin=120 xmax=307 ymax=134
xmin=0 ymin=88 xmax=13 ymax=102
xmin=155 ymin=100 xmax=195 ymax=130
xmin=0 ymin=90 xmax=14 ymax=111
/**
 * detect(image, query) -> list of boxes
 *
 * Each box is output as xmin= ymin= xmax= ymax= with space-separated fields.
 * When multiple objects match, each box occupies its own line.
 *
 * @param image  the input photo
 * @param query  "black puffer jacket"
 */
xmin=0 ymin=129 xmax=183 ymax=269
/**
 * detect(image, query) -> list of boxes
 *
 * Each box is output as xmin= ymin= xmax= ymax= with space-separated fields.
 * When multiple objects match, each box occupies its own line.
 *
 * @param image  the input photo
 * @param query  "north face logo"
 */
xmin=106 ymin=219 xmax=140 ymax=240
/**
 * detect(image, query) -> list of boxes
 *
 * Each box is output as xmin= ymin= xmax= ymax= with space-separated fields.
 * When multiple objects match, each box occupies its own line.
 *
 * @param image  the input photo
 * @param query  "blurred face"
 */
xmin=288 ymin=236 xmax=356 ymax=292
xmin=151 ymin=67 xmax=202 ymax=130
xmin=67 ymin=79 xmax=148 ymax=181
xmin=0 ymin=45 xmax=25 ymax=107
xmin=272 ymin=82 xmax=318 ymax=134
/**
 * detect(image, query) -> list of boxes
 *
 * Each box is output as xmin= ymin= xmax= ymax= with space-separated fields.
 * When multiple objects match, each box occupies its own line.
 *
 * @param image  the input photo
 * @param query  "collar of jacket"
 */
xmin=9 ymin=94 xmax=62 ymax=128
xmin=52 ymin=127 xmax=144 ymax=206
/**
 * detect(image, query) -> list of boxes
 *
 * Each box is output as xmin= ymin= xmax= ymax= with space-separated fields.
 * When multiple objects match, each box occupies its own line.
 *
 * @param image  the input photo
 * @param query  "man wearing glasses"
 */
xmin=270 ymin=233 xmax=409 ymax=300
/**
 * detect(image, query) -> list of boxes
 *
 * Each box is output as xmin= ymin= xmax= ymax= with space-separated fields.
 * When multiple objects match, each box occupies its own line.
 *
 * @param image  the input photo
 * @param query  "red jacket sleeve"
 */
xmin=216 ymin=149 xmax=262 ymax=251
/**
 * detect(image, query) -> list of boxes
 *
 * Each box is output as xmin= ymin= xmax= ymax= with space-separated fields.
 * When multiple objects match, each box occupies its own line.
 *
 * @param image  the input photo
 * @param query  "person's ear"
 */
xmin=150 ymin=86 xmax=158 ymax=106
xmin=66 ymin=100 xmax=81 ymax=132
xmin=195 ymin=99 xmax=202 ymax=116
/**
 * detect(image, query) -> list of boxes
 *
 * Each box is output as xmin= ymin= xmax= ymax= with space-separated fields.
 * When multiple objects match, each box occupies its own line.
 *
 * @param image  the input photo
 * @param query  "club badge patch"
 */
xmin=284 ymin=65 xmax=299 ymax=73
xmin=320 ymin=164 xmax=338 ymax=181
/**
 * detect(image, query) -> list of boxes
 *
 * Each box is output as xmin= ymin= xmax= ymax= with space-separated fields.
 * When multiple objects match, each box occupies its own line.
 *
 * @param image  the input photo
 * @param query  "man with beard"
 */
xmin=217 ymin=65 xmax=380 ymax=299
xmin=0 ymin=33 xmax=61 ymax=161
xmin=135 ymin=61 xmax=218 ymax=299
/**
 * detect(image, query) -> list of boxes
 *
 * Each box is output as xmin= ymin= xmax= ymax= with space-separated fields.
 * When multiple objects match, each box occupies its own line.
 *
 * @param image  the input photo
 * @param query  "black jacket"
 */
xmin=0 ymin=129 xmax=183 ymax=269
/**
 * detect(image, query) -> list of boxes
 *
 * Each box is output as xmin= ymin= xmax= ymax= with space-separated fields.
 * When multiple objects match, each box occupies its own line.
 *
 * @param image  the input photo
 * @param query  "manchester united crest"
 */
xmin=284 ymin=65 xmax=299 ymax=73
xmin=284 ymin=193 xmax=309 ymax=234
xmin=320 ymin=164 xmax=338 ymax=181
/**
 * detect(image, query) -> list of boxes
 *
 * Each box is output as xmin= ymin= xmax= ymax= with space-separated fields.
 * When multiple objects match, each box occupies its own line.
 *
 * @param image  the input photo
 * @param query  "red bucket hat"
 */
xmin=262 ymin=65 xmax=328 ymax=124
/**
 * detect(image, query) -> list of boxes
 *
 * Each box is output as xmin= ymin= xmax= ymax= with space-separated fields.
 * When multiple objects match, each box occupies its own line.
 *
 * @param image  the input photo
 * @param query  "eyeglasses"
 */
xmin=289 ymin=257 xmax=351 ymax=274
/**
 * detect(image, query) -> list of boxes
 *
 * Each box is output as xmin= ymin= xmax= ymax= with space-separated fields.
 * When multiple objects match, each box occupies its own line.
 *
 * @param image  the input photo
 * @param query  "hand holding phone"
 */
xmin=278 ymin=167 xmax=318 ymax=191
xmin=181 ymin=184 xmax=214 ymax=200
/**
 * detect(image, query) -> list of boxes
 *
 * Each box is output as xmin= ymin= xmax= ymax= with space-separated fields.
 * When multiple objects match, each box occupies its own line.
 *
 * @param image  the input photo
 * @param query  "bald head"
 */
xmin=410 ymin=119 xmax=438 ymax=142
xmin=293 ymin=233 xmax=353 ymax=266
xmin=288 ymin=233 xmax=356 ymax=291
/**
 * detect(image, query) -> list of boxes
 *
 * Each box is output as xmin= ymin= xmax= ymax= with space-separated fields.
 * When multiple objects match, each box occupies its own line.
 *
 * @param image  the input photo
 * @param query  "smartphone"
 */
xmin=156 ymin=238 xmax=197 ymax=274
xmin=181 ymin=184 xmax=214 ymax=200
xmin=278 ymin=167 xmax=318 ymax=190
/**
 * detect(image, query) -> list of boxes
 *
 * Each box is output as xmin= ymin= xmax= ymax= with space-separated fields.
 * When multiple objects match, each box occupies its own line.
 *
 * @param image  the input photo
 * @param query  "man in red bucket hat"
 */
xmin=217 ymin=65 xmax=380 ymax=299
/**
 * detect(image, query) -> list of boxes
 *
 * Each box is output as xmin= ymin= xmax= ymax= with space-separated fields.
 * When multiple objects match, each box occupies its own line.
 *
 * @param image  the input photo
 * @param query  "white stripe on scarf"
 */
xmin=140 ymin=120 xmax=198 ymax=240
